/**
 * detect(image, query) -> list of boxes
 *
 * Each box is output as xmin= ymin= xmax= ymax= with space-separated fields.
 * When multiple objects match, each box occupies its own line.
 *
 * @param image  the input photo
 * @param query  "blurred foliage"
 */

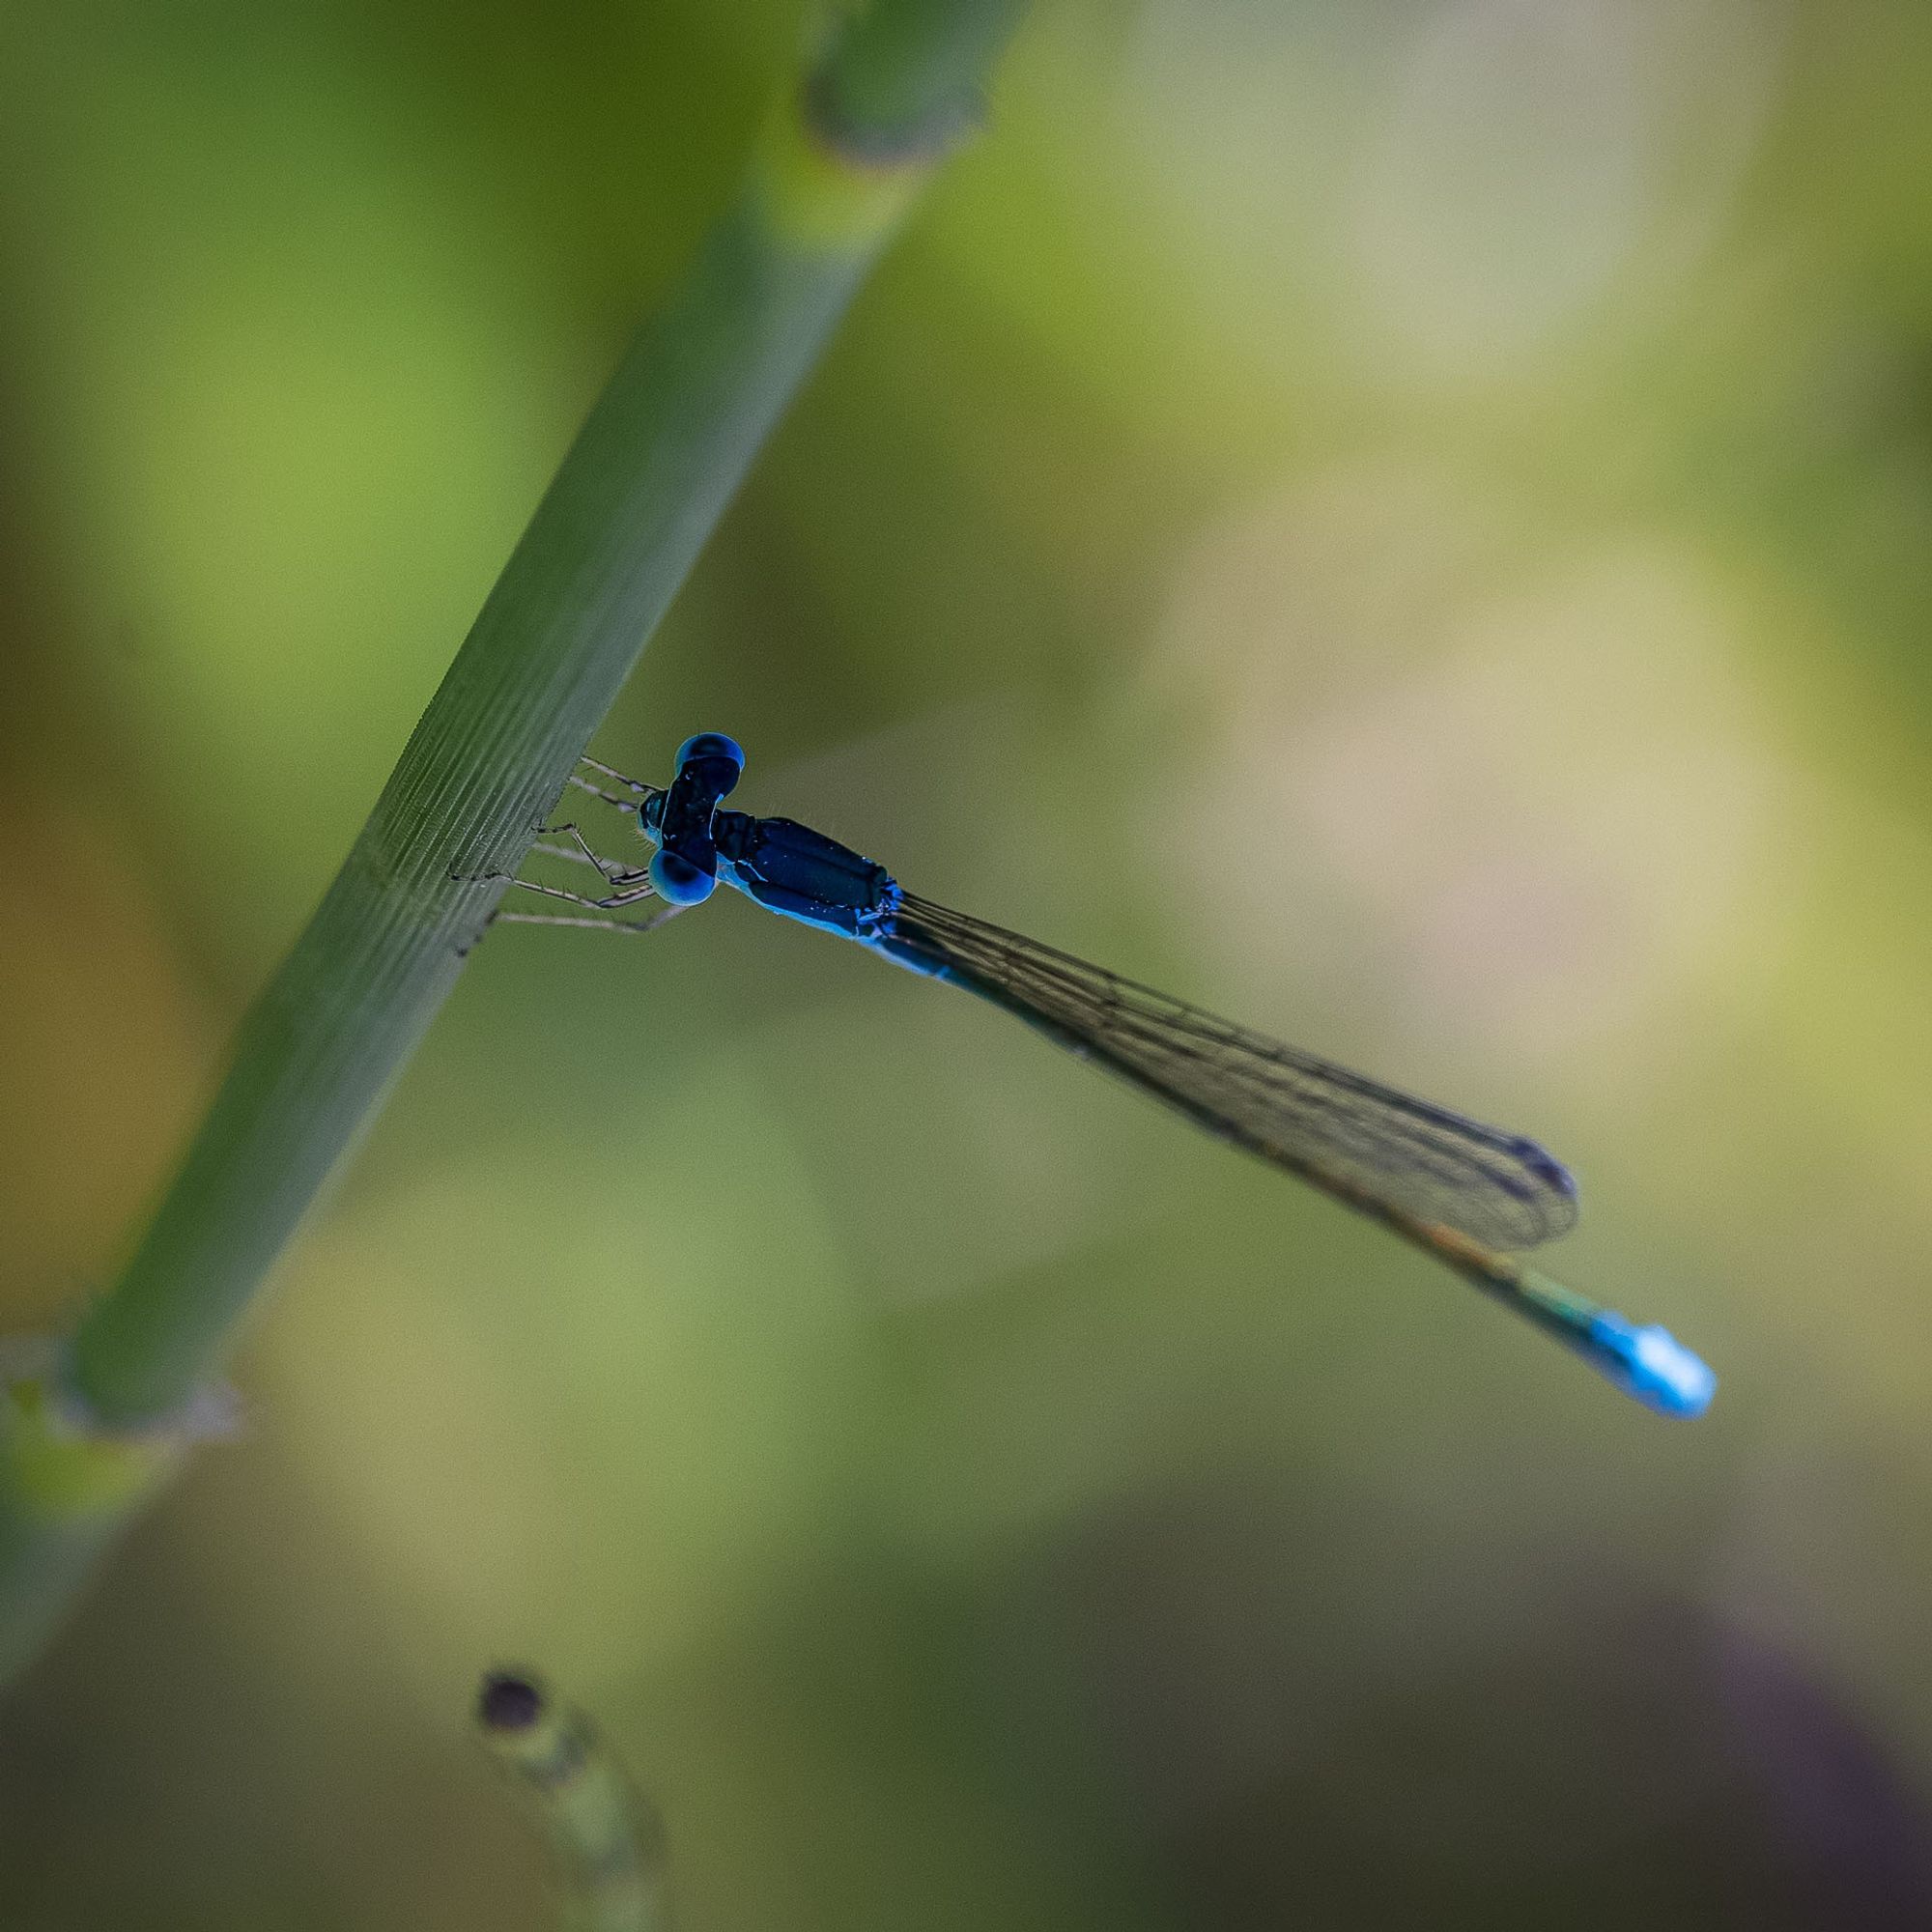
xmin=4 ymin=1 xmax=1932 ymax=1926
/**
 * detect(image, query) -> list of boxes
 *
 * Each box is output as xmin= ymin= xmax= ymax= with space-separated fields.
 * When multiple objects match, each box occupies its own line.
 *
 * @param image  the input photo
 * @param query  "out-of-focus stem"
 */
xmin=478 ymin=1670 xmax=668 ymax=1932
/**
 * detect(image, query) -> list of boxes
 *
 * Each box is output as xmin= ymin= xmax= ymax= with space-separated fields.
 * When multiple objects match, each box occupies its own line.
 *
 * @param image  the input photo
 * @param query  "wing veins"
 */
xmin=892 ymin=894 xmax=1577 ymax=1250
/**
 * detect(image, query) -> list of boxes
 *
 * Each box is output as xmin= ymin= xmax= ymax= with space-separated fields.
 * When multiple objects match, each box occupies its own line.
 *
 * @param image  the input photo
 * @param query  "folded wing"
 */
xmin=888 ymin=894 xmax=1579 ymax=1252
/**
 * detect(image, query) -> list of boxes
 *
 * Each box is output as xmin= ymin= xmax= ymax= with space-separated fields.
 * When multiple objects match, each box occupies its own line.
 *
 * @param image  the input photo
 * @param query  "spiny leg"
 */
xmin=529 ymin=839 xmax=611 ymax=871
xmin=493 ymin=899 xmax=686 ymax=936
xmin=568 ymin=755 xmax=656 ymax=820
xmin=496 ymin=872 xmax=664 ymax=915
xmin=485 ymin=865 xmax=686 ymax=933
xmin=530 ymin=821 xmax=647 ymax=886
xmin=566 ymin=773 xmax=642 ymax=816
xmin=454 ymin=757 xmax=660 ymax=934
xmin=579 ymin=753 xmax=650 ymax=795
xmin=452 ymin=850 xmax=659 ymax=915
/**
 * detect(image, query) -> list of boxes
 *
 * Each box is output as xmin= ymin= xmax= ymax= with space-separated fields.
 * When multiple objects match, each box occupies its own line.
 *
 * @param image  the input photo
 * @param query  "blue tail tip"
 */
xmin=1587 ymin=1314 xmax=1717 ymax=1418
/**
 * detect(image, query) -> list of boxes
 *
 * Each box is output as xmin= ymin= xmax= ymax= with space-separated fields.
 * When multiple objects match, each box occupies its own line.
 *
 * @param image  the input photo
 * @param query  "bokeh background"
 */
xmin=4 ymin=1 xmax=1931 ymax=1925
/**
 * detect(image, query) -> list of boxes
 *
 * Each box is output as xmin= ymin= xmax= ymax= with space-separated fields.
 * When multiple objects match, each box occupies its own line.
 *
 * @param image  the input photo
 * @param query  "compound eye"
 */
xmin=674 ymin=734 xmax=745 ymax=793
xmin=649 ymin=848 xmax=717 ymax=905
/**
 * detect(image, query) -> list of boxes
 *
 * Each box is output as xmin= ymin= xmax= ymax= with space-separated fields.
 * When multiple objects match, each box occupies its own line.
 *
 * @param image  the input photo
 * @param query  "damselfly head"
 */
xmin=649 ymin=733 xmax=744 ymax=903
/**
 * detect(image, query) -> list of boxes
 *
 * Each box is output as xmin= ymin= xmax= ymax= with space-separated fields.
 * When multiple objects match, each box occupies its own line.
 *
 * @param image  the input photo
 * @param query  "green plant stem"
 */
xmin=816 ymin=0 xmax=1030 ymax=147
xmin=76 ymin=205 xmax=870 ymax=1423
xmin=478 ymin=1670 xmax=668 ymax=1932
xmin=0 ymin=0 xmax=1029 ymax=1687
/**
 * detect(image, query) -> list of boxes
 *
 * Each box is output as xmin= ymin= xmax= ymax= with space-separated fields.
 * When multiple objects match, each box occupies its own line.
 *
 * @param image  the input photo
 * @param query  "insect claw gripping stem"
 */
xmin=463 ymin=789 xmax=674 ymax=932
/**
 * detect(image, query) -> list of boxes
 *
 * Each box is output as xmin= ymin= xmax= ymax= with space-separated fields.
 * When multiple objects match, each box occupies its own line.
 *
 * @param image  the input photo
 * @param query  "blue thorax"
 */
xmin=638 ymin=736 xmax=903 ymax=940
xmin=714 ymin=810 xmax=902 ymax=938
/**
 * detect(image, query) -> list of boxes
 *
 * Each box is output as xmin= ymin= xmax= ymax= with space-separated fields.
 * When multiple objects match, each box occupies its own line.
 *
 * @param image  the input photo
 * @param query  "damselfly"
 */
xmin=481 ymin=734 xmax=1714 ymax=1417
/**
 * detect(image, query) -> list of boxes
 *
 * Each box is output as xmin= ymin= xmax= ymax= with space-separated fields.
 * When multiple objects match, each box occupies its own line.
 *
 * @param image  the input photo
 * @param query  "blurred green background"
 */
xmin=4 ymin=1 xmax=1932 ymax=1925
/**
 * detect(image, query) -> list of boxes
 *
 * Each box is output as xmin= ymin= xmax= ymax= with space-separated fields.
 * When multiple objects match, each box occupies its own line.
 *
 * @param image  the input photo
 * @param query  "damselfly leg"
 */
xmin=491 ymin=840 xmax=676 ymax=930
xmin=524 ymin=819 xmax=649 ymax=885
xmin=567 ymin=755 xmax=658 ymax=817
xmin=462 ymin=782 xmax=678 ymax=934
xmin=493 ymin=900 xmax=683 ymax=933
